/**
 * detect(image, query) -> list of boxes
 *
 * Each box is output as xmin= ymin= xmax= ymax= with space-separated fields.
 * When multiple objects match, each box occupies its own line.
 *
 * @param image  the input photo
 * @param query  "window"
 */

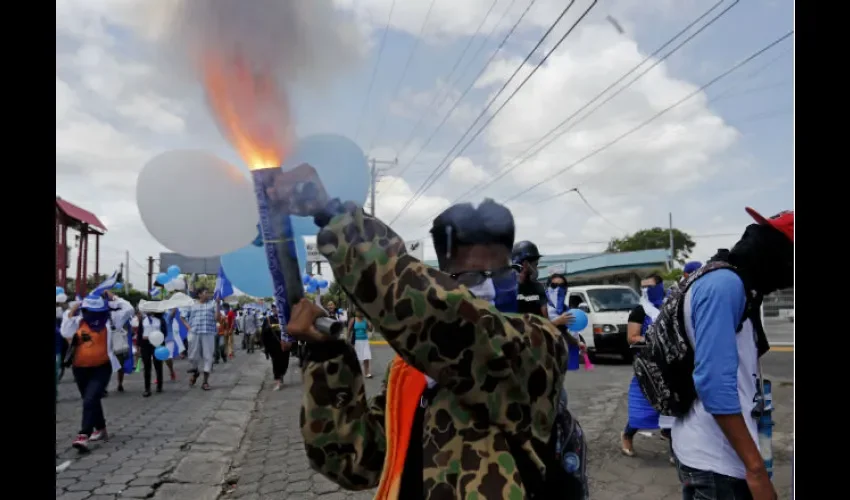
xmin=586 ymin=288 xmax=640 ymax=312
xmin=568 ymin=293 xmax=586 ymax=310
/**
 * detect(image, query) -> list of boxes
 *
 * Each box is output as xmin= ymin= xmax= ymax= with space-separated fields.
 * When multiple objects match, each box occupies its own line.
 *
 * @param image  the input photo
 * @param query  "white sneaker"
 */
xmin=90 ymin=428 xmax=108 ymax=442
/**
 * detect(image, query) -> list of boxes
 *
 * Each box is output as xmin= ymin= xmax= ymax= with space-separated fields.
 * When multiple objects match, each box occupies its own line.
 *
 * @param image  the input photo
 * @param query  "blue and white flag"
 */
xmin=214 ymin=265 xmax=234 ymax=300
xmin=92 ymin=270 xmax=120 ymax=297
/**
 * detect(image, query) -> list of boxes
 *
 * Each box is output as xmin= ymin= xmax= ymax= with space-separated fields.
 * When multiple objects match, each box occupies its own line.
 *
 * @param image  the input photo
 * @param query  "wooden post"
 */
xmin=95 ymin=233 xmax=100 ymax=283
xmin=75 ymin=232 xmax=83 ymax=297
xmin=81 ymin=227 xmax=89 ymax=297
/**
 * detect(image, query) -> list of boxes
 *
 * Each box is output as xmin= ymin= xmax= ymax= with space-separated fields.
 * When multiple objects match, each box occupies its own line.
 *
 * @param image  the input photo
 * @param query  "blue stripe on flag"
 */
xmin=92 ymin=270 xmax=119 ymax=296
xmin=214 ymin=265 xmax=234 ymax=300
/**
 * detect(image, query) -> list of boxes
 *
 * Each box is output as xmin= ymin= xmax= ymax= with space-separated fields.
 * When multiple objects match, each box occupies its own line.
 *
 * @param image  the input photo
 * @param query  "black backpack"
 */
xmin=633 ymin=261 xmax=751 ymax=417
xmin=508 ymin=386 xmax=589 ymax=499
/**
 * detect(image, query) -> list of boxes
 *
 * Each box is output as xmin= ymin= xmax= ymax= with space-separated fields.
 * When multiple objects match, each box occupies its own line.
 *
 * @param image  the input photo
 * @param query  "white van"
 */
xmin=566 ymin=285 xmax=642 ymax=362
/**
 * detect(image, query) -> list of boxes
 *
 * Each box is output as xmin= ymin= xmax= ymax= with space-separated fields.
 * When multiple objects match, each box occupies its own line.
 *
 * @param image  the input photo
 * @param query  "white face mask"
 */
xmin=468 ymin=279 xmax=497 ymax=304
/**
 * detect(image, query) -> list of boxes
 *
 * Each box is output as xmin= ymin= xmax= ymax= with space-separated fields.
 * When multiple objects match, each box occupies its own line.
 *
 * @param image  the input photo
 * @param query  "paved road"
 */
xmin=226 ymin=345 xmax=794 ymax=499
xmin=765 ymin=318 xmax=794 ymax=345
xmin=56 ymin=349 xmax=269 ymax=500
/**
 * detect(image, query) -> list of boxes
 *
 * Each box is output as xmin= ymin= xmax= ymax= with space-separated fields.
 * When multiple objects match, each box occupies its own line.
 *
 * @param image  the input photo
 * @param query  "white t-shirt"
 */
xmin=672 ymin=286 xmax=760 ymax=479
xmin=140 ymin=316 xmax=162 ymax=339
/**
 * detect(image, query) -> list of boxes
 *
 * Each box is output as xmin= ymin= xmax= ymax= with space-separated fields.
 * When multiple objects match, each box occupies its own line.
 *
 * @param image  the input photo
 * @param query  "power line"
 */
xmin=390 ymin=0 xmax=599 ymax=225
xmin=500 ymin=30 xmax=794 ymax=205
xmin=384 ymin=0 xmax=539 ymax=198
xmin=394 ymin=0 xmax=505 ymax=158
xmin=379 ymin=0 xmax=505 ymax=197
xmin=366 ymin=0 xmax=438 ymax=153
xmin=353 ymin=0 xmax=397 ymax=141
xmin=573 ymin=188 xmax=628 ymax=233
xmin=436 ymin=0 xmax=738 ymax=216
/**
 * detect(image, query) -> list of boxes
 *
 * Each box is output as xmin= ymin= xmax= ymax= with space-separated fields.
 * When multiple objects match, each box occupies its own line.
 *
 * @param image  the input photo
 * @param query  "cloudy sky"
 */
xmin=57 ymin=0 xmax=793 ymax=286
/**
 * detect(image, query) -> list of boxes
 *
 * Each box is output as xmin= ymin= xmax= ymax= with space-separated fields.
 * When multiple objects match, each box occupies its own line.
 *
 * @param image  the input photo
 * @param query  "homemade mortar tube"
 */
xmin=251 ymin=167 xmax=342 ymax=338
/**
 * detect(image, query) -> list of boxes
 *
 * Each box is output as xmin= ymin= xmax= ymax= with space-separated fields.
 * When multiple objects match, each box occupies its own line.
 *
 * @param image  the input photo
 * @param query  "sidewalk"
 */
xmin=56 ymin=350 xmax=270 ymax=500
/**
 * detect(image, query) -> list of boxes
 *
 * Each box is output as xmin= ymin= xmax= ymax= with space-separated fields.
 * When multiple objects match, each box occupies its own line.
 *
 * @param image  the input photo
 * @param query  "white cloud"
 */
xmin=448 ymin=157 xmax=489 ymax=184
xmin=374 ymin=14 xmax=763 ymax=263
xmin=56 ymin=0 xmax=789 ymax=282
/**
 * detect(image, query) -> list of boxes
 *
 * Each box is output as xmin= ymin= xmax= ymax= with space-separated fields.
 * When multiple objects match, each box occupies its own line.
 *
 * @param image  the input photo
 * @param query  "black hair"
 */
xmin=430 ymin=199 xmax=515 ymax=269
xmin=195 ymin=286 xmax=208 ymax=294
xmin=548 ymin=273 xmax=568 ymax=286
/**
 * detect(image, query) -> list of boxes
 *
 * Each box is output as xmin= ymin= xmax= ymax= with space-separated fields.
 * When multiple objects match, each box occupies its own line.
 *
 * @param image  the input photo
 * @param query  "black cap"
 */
xmin=511 ymin=241 xmax=542 ymax=265
xmin=431 ymin=199 xmax=515 ymax=269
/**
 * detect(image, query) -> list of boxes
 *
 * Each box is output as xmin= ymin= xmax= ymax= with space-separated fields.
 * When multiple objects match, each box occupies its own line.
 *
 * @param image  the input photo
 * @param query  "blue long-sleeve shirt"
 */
xmin=689 ymin=269 xmax=747 ymax=414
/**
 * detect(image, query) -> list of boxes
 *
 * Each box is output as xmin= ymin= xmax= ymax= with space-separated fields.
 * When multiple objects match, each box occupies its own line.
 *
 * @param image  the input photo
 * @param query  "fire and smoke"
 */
xmin=155 ymin=0 xmax=364 ymax=170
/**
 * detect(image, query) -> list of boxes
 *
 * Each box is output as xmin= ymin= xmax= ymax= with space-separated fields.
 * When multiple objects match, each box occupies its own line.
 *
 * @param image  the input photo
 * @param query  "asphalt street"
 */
xmin=225 ymin=344 xmax=793 ymax=500
xmin=56 ymin=336 xmax=793 ymax=499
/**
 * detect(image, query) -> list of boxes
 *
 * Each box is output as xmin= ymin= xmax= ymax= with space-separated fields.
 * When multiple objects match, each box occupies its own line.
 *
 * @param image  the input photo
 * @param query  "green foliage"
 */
xmin=607 ymin=227 xmax=695 ymax=264
xmin=661 ymin=268 xmax=683 ymax=286
xmin=322 ymin=281 xmax=348 ymax=308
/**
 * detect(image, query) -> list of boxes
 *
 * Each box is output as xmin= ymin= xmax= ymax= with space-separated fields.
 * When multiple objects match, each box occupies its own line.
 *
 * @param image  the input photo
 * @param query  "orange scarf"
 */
xmin=374 ymin=356 xmax=427 ymax=500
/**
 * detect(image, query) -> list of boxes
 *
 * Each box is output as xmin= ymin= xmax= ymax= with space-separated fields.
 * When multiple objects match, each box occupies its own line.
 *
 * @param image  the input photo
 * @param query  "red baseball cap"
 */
xmin=745 ymin=207 xmax=794 ymax=242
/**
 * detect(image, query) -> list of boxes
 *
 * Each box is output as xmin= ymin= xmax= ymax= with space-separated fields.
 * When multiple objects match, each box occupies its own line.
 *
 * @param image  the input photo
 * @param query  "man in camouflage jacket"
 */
xmin=287 ymin=197 xmax=568 ymax=499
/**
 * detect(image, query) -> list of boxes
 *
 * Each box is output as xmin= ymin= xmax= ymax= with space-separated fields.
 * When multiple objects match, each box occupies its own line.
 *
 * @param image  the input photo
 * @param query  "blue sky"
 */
xmin=56 ymin=0 xmax=793 ymax=282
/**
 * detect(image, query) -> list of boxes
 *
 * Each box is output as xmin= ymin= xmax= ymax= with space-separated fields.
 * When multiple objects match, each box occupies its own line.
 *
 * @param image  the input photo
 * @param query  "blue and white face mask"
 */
xmin=460 ymin=267 xmax=519 ymax=313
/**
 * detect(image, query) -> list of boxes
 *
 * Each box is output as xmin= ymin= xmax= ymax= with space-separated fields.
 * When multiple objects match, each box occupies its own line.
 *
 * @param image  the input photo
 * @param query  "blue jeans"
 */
xmin=677 ymin=463 xmax=752 ymax=500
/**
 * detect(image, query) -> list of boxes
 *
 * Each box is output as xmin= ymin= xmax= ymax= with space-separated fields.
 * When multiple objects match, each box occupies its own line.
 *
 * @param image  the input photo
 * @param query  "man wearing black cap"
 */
xmin=283 ymin=189 xmax=574 ymax=497
xmin=512 ymin=240 xmax=548 ymax=317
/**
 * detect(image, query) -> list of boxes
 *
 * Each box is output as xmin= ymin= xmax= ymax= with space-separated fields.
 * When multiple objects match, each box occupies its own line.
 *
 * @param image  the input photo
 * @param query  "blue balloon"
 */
xmin=567 ymin=309 xmax=589 ymax=333
xmin=290 ymin=215 xmax=319 ymax=237
xmin=56 ymin=286 xmax=64 ymax=296
xmin=306 ymin=283 xmax=318 ymax=294
xmin=302 ymin=273 xmax=312 ymax=283
xmin=222 ymin=234 xmax=308 ymax=298
xmin=167 ymin=265 xmax=181 ymax=278
xmin=317 ymin=279 xmax=329 ymax=289
xmin=282 ymin=134 xmax=370 ymax=206
xmin=154 ymin=345 xmax=170 ymax=361
xmin=113 ymin=283 xmax=123 ymax=290
xmin=156 ymin=272 xmax=170 ymax=285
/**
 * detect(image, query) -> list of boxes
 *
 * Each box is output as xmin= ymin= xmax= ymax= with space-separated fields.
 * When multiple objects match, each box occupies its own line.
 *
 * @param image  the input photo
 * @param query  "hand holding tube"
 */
xmin=287 ymin=298 xmax=344 ymax=341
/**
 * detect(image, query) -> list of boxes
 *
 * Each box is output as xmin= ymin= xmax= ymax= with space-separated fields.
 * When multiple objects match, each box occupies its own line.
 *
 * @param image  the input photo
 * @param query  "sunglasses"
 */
xmin=450 ymin=266 xmax=518 ymax=288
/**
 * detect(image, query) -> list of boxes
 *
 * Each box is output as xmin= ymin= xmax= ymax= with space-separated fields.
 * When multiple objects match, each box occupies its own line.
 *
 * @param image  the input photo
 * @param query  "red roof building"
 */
xmin=56 ymin=197 xmax=107 ymax=296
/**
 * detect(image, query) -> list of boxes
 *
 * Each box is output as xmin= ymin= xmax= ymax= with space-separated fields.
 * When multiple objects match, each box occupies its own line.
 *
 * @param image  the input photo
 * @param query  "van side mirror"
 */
xmin=578 ymin=302 xmax=590 ymax=313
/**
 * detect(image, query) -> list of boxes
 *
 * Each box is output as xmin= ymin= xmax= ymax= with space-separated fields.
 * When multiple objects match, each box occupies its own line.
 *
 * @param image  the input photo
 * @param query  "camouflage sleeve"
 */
xmin=300 ymin=340 xmax=387 ymax=490
xmin=316 ymin=203 xmax=567 ymax=439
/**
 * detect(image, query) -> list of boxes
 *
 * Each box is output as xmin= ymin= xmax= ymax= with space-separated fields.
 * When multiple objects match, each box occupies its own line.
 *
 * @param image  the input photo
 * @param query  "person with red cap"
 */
xmin=671 ymin=207 xmax=793 ymax=500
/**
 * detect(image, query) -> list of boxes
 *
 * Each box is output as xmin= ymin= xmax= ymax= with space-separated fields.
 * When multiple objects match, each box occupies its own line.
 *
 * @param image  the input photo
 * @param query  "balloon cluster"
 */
xmin=302 ymin=274 xmax=329 ymax=294
xmin=136 ymin=134 xmax=370 ymax=299
xmin=154 ymin=265 xmax=186 ymax=294
xmin=56 ymin=286 xmax=65 ymax=296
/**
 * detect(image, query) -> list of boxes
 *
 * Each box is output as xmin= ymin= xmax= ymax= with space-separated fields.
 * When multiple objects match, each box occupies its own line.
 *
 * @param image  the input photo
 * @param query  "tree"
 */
xmin=607 ymin=227 xmax=695 ymax=264
xmin=322 ymin=281 xmax=348 ymax=309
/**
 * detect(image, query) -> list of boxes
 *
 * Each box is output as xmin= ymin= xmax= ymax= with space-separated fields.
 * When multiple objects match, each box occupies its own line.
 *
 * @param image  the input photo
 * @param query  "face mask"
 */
xmin=549 ymin=282 xmax=566 ymax=289
xmin=82 ymin=310 xmax=109 ymax=331
xmin=468 ymin=274 xmax=519 ymax=313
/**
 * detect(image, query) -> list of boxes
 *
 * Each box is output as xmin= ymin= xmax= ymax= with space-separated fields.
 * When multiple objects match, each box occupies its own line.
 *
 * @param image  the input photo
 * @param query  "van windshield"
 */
xmin=586 ymin=288 xmax=641 ymax=312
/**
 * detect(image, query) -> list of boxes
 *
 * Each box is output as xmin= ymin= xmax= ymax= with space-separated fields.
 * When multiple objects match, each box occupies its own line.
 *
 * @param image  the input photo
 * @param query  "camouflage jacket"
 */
xmin=300 ymin=204 xmax=568 ymax=499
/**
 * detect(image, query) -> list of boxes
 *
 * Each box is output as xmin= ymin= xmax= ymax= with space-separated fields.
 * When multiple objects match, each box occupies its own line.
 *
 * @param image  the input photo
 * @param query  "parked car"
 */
xmin=567 ymin=285 xmax=642 ymax=362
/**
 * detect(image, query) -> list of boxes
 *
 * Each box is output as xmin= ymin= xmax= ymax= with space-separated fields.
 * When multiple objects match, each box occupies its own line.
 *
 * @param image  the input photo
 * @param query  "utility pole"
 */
xmin=367 ymin=156 xmax=398 ymax=216
xmin=125 ymin=250 xmax=130 ymax=289
xmin=147 ymin=256 xmax=155 ymax=292
xmin=668 ymin=212 xmax=674 ymax=270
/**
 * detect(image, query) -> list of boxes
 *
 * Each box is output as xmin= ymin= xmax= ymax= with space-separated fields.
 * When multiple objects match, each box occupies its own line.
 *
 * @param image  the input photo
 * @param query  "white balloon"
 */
xmin=147 ymin=331 xmax=165 ymax=347
xmin=137 ymin=150 xmax=258 ymax=257
xmin=164 ymin=277 xmax=186 ymax=292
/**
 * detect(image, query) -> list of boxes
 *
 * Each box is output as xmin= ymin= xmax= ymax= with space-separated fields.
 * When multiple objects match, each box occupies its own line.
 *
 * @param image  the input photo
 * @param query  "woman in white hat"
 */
xmin=60 ymin=290 xmax=134 ymax=453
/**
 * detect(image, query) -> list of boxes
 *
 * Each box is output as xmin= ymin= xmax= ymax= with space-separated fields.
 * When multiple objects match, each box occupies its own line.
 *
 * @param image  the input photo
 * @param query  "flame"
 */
xmin=201 ymin=52 xmax=292 ymax=171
